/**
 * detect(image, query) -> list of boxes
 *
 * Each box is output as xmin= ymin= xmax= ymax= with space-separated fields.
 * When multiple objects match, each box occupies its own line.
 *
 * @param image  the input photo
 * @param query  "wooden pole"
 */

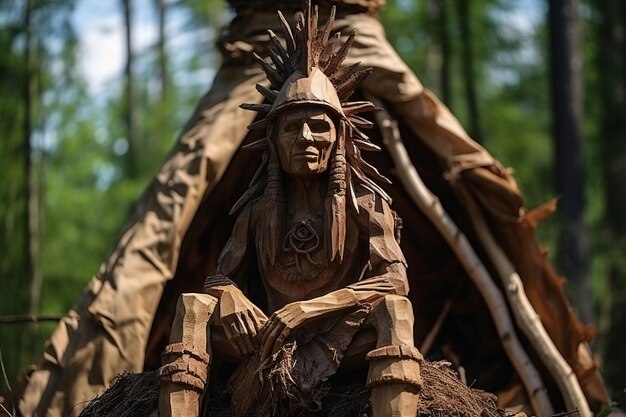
xmin=368 ymin=96 xmax=554 ymax=417
xmin=454 ymin=185 xmax=592 ymax=417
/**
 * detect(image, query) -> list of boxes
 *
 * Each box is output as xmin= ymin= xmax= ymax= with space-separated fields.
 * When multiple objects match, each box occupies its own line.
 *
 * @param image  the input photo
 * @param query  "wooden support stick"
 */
xmin=419 ymin=298 xmax=453 ymax=357
xmin=368 ymin=98 xmax=554 ymax=417
xmin=454 ymin=186 xmax=592 ymax=417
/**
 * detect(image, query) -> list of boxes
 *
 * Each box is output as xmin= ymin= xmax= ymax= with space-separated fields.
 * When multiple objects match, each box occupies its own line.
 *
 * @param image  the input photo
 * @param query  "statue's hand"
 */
xmin=218 ymin=286 xmax=268 ymax=355
xmin=259 ymin=302 xmax=309 ymax=360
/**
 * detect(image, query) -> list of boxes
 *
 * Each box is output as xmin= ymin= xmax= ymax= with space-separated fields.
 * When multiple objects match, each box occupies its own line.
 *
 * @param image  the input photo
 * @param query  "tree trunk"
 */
xmin=456 ymin=0 xmax=481 ymax=142
xmin=23 ymin=0 xmax=34 ymax=305
xmin=122 ymin=0 xmax=141 ymax=177
xmin=596 ymin=0 xmax=626 ymax=396
xmin=155 ymin=0 xmax=168 ymax=99
xmin=23 ymin=0 xmax=44 ymax=356
xmin=436 ymin=0 xmax=452 ymax=106
xmin=548 ymin=0 xmax=591 ymax=324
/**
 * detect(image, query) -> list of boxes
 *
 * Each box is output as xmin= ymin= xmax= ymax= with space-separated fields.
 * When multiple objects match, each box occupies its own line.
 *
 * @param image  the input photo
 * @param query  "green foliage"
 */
xmin=0 ymin=0 xmax=80 ymax=388
xmin=382 ymin=0 xmax=554 ymax=209
xmin=0 ymin=1 xmax=30 ymax=391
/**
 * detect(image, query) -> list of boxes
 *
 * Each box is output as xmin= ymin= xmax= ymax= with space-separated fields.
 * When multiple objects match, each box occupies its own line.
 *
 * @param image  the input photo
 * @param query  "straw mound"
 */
xmin=78 ymin=361 xmax=512 ymax=417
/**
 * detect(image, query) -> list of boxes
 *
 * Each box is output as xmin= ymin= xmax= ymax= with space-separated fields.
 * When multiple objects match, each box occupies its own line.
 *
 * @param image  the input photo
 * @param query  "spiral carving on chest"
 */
xmin=282 ymin=219 xmax=321 ymax=277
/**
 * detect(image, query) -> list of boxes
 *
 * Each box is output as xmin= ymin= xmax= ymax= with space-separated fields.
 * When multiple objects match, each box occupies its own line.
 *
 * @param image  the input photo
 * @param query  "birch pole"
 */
xmin=453 ymin=185 xmax=592 ymax=417
xmin=368 ymin=98 xmax=554 ymax=417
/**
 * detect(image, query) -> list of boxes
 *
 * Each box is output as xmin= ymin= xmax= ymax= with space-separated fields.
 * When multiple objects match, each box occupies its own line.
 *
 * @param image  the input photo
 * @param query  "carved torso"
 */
xmin=214 ymin=186 xmax=405 ymax=315
xmin=259 ymin=208 xmax=365 ymax=312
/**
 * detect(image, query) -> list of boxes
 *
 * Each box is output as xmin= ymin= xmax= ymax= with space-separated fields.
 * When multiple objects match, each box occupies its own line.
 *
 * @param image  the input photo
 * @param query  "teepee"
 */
xmin=5 ymin=2 xmax=609 ymax=417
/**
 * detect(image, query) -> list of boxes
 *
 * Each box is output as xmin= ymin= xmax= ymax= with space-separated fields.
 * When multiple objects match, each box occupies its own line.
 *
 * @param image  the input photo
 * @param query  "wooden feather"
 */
xmin=241 ymin=137 xmax=269 ymax=151
xmin=249 ymin=151 xmax=269 ymax=185
xmin=320 ymin=32 xmax=341 ymax=65
xmin=335 ymin=67 xmax=372 ymax=100
xmin=351 ymin=165 xmax=392 ymax=203
xmin=347 ymin=168 xmax=359 ymax=213
xmin=348 ymin=114 xmax=374 ymax=129
xmin=329 ymin=62 xmax=361 ymax=86
xmin=253 ymin=52 xmax=283 ymax=88
xmin=277 ymin=11 xmax=296 ymax=58
xmin=240 ymin=103 xmax=272 ymax=115
xmin=346 ymin=143 xmax=391 ymax=185
xmin=342 ymin=101 xmax=379 ymax=116
xmin=308 ymin=3 xmax=318 ymax=61
xmin=267 ymin=44 xmax=288 ymax=78
xmin=352 ymin=136 xmax=382 ymax=152
xmin=247 ymin=117 xmax=269 ymax=130
xmin=256 ymin=84 xmax=278 ymax=102
xmin=324 ymin=30 xmax=355 ymax=76
xmin=295 ymin=12 xmax=307 ymax=72
xmin=356 ymin=157 xmax=391 ymax=184
xmin=318 ymin=6 xmax=336 ymax=47
xmin=268 ymin=30 xmax=289 ymax=59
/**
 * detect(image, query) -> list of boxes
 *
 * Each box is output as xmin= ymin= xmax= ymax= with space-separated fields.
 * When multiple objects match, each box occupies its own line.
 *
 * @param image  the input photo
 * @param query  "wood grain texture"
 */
xmin=159 ymin=293 xmax=216 ymax=417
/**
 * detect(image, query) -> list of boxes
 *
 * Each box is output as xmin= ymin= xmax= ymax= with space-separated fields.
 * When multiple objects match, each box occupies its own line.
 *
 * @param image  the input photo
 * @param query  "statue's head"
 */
xmin=236 ymin=1 xmax=392 ymax=266
xmin=269 ymin=67 xmax=343 ymax=176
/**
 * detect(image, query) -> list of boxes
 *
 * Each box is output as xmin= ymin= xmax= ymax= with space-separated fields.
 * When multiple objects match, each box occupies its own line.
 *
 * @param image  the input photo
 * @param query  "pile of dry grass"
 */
xmin=78 ymin=361 xmax=512 ymax=417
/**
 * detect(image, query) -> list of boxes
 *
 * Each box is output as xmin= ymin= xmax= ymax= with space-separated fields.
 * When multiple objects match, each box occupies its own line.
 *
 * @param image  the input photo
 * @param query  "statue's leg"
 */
xmin=158 ymin=293 xmax=218 ymax=417
xmin=366 ymin=294 xmax=422 ymax=417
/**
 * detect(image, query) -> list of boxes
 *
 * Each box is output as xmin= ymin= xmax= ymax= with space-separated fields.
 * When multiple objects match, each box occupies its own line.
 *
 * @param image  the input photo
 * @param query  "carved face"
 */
xmin=275 ymin=107 xmax=337 ymax=176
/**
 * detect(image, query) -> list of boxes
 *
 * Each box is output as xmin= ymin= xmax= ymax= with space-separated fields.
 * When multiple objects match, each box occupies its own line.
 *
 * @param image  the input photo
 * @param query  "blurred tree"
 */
xmin=429 ymin=0 xmax=452 ymax=105
xmin=0 ymin=0 xmax=30 ymax=390
xmin=0 ymin=0 xmax=77 ymax=387
xmin=456 ymin=0 xmax=482 ymax=142
xmin=548 ymin=0 xmax=592 ymax=323
xmin=154 ymin=0 xmax=169 ymax=99
xmin=121 ymin=0 xmax=142 ymax=178
xmin=590 ymin=0 xmax=626 ymax=397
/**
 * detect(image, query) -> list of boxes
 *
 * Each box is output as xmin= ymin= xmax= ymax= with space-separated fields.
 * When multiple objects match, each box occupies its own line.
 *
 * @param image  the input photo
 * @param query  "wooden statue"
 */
xmin=158 ymin=3 xmax=422 ymax=417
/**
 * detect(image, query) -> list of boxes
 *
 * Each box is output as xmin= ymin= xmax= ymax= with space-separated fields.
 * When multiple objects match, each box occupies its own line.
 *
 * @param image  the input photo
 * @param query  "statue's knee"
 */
xmin=368 ymin=294 xmax=416 ymax=348
xmin=366 ymin=297 xmax=422 ymax=416
xmin=159 ymin=293 xmax=218 ymax=392
xmin=371 ymin=294 xmax=414 ymax=326
xmin=382 ymin=294 xmax=413 ymax=312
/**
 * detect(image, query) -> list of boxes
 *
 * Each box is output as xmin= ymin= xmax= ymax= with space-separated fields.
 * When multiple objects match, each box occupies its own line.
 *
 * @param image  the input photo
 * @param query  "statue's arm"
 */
xmin=203 ymin=204 xmax=268 ymax=355
xmin=346 ymin=192 xmax=409 ymax=297
xmin=259 ymin=261 xmax=407 ymax=358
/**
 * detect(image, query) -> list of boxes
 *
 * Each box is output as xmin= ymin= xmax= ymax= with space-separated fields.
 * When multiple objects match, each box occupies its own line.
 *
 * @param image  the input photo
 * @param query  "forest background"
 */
xmin=1 ymin=0 xmax=625 ymax=404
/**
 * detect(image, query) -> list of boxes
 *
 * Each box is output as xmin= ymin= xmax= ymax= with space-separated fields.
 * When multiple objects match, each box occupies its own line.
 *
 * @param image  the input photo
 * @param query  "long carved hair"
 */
xmin=233 ymin=1 xmax=391 ymax=268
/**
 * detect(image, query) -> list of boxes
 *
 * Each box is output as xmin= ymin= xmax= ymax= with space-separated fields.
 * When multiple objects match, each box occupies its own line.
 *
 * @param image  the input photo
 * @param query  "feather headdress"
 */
xmin=236 ymin=0 xmax=391 ymax=266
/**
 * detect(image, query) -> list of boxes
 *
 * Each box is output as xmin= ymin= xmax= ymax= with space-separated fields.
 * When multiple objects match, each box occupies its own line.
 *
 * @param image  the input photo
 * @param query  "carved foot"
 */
xmin=371 ymin=383 xmax=420 ymax=417
xmin=366 ymin=345 xmax=423 ymax=417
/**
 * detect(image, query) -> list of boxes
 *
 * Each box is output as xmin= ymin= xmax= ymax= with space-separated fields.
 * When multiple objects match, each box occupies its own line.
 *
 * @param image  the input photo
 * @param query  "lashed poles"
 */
xmin=454 ymin=186 xmax=592 ymax=417
xmin=367 ymin=98 xmax=554 ymax=417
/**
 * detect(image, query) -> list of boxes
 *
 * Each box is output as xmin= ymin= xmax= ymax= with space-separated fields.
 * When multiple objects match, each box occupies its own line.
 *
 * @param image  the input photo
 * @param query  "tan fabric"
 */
xmin=9 ymin=6 xmax=609 ymax=417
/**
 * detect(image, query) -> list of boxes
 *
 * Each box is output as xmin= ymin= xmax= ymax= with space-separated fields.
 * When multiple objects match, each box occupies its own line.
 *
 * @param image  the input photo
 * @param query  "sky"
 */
xmin=72 ymin=0 xmax=544 ymax=94
xmin=73 ymin=0 xmax=157 ymax=93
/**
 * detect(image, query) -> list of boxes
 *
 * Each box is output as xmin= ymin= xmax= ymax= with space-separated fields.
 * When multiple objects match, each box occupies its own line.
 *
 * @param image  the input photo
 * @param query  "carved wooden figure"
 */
xmin=158 ymin=3 xmax=422 ymax=417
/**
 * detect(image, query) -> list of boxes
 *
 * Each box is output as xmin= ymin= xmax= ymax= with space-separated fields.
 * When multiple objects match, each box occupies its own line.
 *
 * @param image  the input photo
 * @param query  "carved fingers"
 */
xmin=259 ymin=303 xmax=307 ymax=360
xmin=219 ymin=288 xmax=267 ymax=356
